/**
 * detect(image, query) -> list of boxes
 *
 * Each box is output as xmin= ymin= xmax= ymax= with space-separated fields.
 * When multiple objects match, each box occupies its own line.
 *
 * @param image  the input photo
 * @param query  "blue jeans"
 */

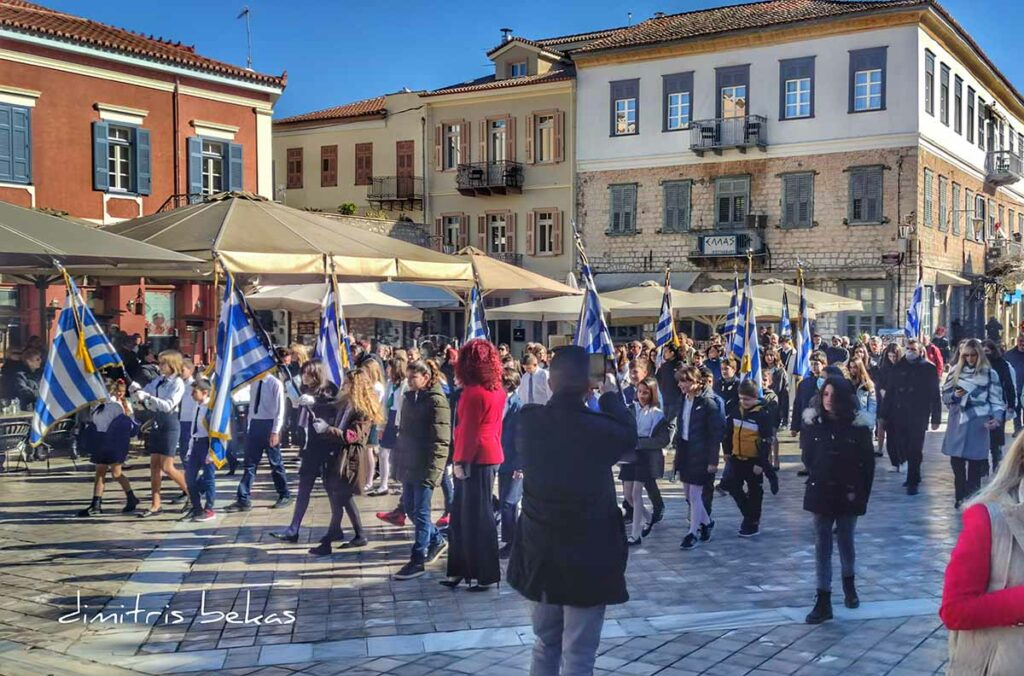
xmin=401 ymin=481 xmax=443 ymax=563
xmin=235 ymin=419 xmax=290 ymax=505
xmin=186 ymin=438 xmax=216 ymax=512
xmin=497 ymin=471 xmax=523 ymax=545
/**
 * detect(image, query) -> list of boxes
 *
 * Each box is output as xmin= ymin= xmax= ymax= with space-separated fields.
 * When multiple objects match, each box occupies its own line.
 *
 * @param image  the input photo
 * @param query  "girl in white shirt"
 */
xmin=132 ymin=350 xmax=190 ymax=518
xmin=370 ymin=355 xmax=407 ymax=496
xmin=76 ymin=379 xmax=139 ymax=516
xmin=623 ymin=377 xmax=669 ymax=545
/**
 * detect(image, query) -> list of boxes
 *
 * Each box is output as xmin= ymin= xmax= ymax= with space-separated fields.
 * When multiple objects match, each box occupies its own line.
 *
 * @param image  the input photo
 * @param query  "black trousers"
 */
xmin=726 ymin=458 xmax=763 ymax=527
xmin=887 ymin=423 xmax=926 ymax=487
xmin=644 ymin=477 xmax=665 ymax=515
xmin=446 ymin=464 xmax=500 ymax=585
xmin=950 ymin=457 xmax=986 ymax=503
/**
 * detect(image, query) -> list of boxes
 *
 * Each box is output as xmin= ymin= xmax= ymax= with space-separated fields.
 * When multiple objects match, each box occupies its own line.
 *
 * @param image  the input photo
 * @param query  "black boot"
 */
xmin=77 ymin=496 xmax=102 ymax=517
xmin=122 ymin=491 xmax=140 ymax=513
xmin=842 ymin=576 xmax=860 ymax=609
xmin=805 ymin=590 xmax=833 ymax=624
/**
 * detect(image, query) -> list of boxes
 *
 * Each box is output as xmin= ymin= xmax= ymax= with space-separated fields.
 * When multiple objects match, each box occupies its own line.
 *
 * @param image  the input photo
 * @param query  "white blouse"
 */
xmin=633 ymin=403 xmax=665 ymax=438
xmin=142 ymin=376 xmax=185 ymax=414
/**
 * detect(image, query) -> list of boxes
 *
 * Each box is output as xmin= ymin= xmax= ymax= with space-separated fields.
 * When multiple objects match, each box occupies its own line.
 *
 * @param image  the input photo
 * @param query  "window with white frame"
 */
xmin=488 ymin=118 xmax=506 ymax=163
xmin=488 ymin=213 xmax=508 ymax=253
xmin=443 ymin=123 xmax=461 ymax=170
xmin=443 ymin=215 xmax=461 ymax=249
xmin=107 ymin=126 xmax=132 ymax=191
xmin=721 ymin=84 xmax=747 ymax=118
xmin=201 ymin=140 xmax=224 ymax=195
xmin=854 ymin=69 xmax=882 ymax=111
xmin=535 ymin=114 xmax=554 ymax=162
xmin=535 ymin=211 xmax=554 ymax=254
xmin=785 ymin=78 xmax=811 ymax=118
xmin=667 ymin=92 xmax=690 ymax=129
xmin=510 ymin=62 xmax=527 ymax=78
xmin=614 ymin=98 xmax=636 ymax=135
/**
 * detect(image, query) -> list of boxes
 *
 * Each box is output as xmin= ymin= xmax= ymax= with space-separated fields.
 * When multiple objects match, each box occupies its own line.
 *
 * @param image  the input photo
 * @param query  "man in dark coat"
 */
xmin=876 ymin=339 xmax=941 ymax=495
xmin=982 ymin=339 xmax=1016 ymax=471
xmin=824 ymin=336 xmax=849 ymax=365
xmin=1003 ymin=332 xmax=1024 ymax=433
xmin=508 ymin=346 xmax=637 ymax=676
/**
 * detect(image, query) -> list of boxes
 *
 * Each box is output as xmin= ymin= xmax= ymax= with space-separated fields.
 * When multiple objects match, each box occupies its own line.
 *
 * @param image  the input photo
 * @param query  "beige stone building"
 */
xmin=573 ymin=0 xmax=1024 ymax=341
xmin=272 ymin=91 xmax=425 ymax=221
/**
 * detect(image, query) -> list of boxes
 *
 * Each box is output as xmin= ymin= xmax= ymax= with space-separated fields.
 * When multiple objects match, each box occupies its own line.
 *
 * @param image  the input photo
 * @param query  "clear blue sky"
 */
xmin=42 ymin=0 xmax=1024 ymax=118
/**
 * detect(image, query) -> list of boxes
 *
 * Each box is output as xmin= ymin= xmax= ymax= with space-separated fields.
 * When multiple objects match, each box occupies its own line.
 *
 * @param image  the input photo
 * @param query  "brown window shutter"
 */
xmin=460 ymin=120 xmax=471 ymax=165
xmin=287 ymin=147 xmax=303 ymax=188
xmin=459 ymin=214 xmax=469 ymax=249
xmin=354 ymin=143 xmax=373 ymax=185
xmin=552 ymin=210 xmax=564 ymax=255
xmin=434 ymin=125 xmax=443 ymax=170
xmin=506 ymin=211 xmax=517 ymax=253
xmin=479 ymin=120 xmax=487 ymax=163
xmin=478 ymin=215 xmax=487 ymax=250
xmin=526 ymin=211 xmax=536 ymax=255
xmin=525 ymin=114 xmax=535 ymax=164
xmin=434 ymin=217 xmax=443 ymax=250
xmin=554 ymin=110 xmax=565 ymax=163
xmin=505 ymin=115 xmax=516 ymax=162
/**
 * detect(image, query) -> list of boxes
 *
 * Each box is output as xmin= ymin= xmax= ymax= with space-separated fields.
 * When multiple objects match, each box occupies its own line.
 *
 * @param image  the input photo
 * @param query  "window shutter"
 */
xmin=866 ymin=169 xmax=882 ymax=223
xmin=226 ymin=142 xmax=243 ymax=192
xmin=554 ymin=110 xmax=564 ymax=163
xmin=479 ymin=120 xmax=486 ymax=162
xmin=134 ymin=127 xmax=151 ymax=195
xmin=678 ymin=181 xmax=690 ymax=231
xmin=797 ymin=174 xmax=812 ymax=227
xmin=0 ymin=105 xmax=11 ymax=182
xmin=526 ymin=211 xmax=536 ymax=255
xmin=782 ymin=176 xmax=795 ymax=227
xmin=664 ymin=183 xmax=678 ymax=233
xmin=187 ymin=136 xmax=203 ymax=201
xmin=459 ymin=120 xmax=470 ymax=165
xmin=624 ymin=185 xmax=636 ymax=232
xmin=506 ymin=212 xmax=517 ymax=253
xmin=459 ymin=214 xmax=469 ymax=248
xmin=525 ymin=114 xmax=534 ymax=164
xmin=11 ymin=105 xmax=30 ymax=184
xmin=610 ymin=185 xmax=622 ymax=232
xmin=434 ymin=125 xmax=443 ymax=170
xmin=433 ymin=217 xmax=443 ymax=250
xmin=552 ymin=210 xmax=563 ymax=255
xmin=505 ymin=115 xmax=516 ymax=162
xmin=477 ymin=215 xmax=487 ymax=249
xmin=718 ymin=196 xmax=731 ymax=225
xmin=92 ymin=121 xmax=109 ymax=191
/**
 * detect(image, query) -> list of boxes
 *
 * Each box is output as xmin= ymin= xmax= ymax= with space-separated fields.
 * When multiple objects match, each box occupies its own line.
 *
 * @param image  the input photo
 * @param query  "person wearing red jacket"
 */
xmin=922 ymin=335 xmax=944 ymax=378
xmin=940 ymin=436 xmax=1024 ymax=673
xmin=442 ymin=339 xmax=506 ymax=592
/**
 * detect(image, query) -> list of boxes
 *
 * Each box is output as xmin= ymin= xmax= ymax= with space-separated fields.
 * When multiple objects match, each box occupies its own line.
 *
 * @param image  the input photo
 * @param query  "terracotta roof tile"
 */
xmin=421 ymin=68 xmax=574 ymax=97
xmin=534 ymin=27 xmax=628 ymax=48
xmin=485 ymin=36 xmax=564 ymax=58
xmin=0 ymin=0 xmax=285 ymax=88
xmin=576 ymin=0 xmax=927 ymax=53
xmin=274 ymin=96 xmax=388 ymax=125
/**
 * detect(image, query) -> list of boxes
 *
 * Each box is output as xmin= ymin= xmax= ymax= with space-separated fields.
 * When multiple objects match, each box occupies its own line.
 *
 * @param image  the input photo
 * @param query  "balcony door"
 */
xmin=396 ymin=140 xmax=414 ymax=198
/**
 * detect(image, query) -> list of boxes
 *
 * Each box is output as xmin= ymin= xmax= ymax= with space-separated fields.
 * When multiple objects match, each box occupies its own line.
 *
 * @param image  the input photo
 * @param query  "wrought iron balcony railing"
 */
xmin=985 ymin=150 xmax=1023 ymax=187
xmin=456 ymin=161 xmax=524 ymax=196
xmin=366 ymin=176 xmax=423 ymax=207
xmin=689 ymin=115 xmax=768 ymax=156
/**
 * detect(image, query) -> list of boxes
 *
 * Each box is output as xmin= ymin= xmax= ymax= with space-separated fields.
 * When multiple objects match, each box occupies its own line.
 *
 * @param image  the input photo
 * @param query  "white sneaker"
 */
xmin=900 ymin=462 xmax=908 ymax=473
xmin=889 ymin=465 xmax=901 ymax=473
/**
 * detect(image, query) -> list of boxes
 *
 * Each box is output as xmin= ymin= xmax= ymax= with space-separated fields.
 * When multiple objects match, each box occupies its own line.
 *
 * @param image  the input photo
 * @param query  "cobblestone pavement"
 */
xmin=0 ymin=426 xmax=963 ymax=675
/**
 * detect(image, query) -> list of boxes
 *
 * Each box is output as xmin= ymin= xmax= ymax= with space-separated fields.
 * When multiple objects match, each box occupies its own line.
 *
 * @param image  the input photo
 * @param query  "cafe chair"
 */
xmin=0 ymin=420 xmax=32 ymax=474
xmin=37 ymin=418 xmax=78 ymax=473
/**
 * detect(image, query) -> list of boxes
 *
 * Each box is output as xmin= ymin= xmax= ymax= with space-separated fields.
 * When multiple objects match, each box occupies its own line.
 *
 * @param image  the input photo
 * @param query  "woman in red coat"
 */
xmin=939 ymin=435 xmax=1024 ymax=673
xmin=442 ymin=339 xmax=506 ymax=591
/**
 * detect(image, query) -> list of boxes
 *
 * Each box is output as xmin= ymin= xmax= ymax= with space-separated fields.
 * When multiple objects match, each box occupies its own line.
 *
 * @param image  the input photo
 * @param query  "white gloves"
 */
xmin=135 ymin=390 xmax=150 ymax=402
xmin=298 ymin=394 xmax=316 ymax=407
xmin=128 ymin=381 xmax=142 ymax=394
xmin=312 ymin=418 xmax=328 ymax=434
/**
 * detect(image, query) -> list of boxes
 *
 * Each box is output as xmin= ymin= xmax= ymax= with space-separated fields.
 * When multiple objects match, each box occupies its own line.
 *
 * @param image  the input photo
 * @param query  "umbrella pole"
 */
xmin=35 ymin=277 xmax=49 ymax=344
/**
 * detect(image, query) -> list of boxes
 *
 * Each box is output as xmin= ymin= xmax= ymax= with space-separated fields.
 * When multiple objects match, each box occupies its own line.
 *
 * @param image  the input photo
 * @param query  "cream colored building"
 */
xmin=272 ymin=91 xmax=425 ymax=221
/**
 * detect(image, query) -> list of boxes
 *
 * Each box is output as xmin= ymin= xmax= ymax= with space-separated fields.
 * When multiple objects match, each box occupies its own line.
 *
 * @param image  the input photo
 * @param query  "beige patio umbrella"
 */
xmin=101 ymin=192 xmax=474 ymax=283
xmin=247 ymin=282 xmax=422 ymax=323
xmin=454 ymin=246 xmax=582 ymax=296
xmin=750 ymin=278 xmax=863 ymax=313
xmin=605 ymin=282 xmax=788 ymax=327
xmin=487 ymin=294 xmax=630 ymax=323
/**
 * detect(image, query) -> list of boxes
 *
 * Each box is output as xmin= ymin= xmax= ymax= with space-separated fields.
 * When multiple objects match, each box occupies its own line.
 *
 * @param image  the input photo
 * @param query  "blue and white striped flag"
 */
xmin=572 ymin=226 xmax=614 ymax=357
xmin=466 ymin=284 xmax=489 ymax=341
xmin=794 ymin=269 xmax=812 ymax=379
xmin=738 ymin=259 xmax=762 ymax=396
xmin=30 ymin=270 xmax=123 ymax=446
xmin=205 ymin=269 xmax=277 ymax=467
xmin=905 ymin=276 xmax=924 ymax=339
xmin=731 ymin=272 xmax=749 ymax=361
xmin=724 ymin=274 xmax=740 ymax=336
xmin=779 ymin=289 xmax=792 ymax=338
xmin=655 ymin=267 xmax=679 ymax=348
xmin=315 ymin=278 xmax=351 ymax=387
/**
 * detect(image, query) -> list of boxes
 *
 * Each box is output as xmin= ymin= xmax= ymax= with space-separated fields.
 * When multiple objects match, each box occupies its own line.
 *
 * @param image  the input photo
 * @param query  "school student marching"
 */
xmin=370 ymin=354 xmax=408 ymax=497
xmin=497 ymin=366 xmax=524 ymax=560
xmin=624 ymin=376 xmax=669 ymax=546
xmin=76 ymin=379 xmax=140 ymax=516
xmin=225 ymin=372 xmax=292 ymax=512
xmin=726 ymin=380 xmax=774 ymax=537
xmin=183 ymin=378 xmax=217 ymax=522
xmin=674 ymin=365 xmax=726 ymax=550
xmin=167 ymin=361 xmax=196 ymax=508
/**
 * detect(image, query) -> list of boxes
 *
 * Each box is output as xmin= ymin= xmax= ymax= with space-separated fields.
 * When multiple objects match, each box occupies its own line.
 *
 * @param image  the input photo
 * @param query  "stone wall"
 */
xmin=316 ymin=213 xmax=431 ymax=247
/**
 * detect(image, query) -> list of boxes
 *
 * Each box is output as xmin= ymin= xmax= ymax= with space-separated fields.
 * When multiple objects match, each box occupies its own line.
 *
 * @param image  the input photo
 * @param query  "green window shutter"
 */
xmin=623 ymin=184 xmax=636 ymax=232
xmin=923 ymin=169 xmax=933 ymax=226
xmin=865 ymin=168 xmax=883 ymax=223
xmin=677 ymin=181 xmax=690 ymax=231
xmin=664 ymin=181 xmax=689 ymax=232
xmin=92 ymin=121 xmax=109 ymax=191
xmin=609 ymin=185 xmax=622 ymax=232
xmin=187 ymin=136 xmax=203 ymax=202
xmin=134 ymin=127 xmax=151 ymax=196
xmin=227 ymin=142 xmax=244 ymax=191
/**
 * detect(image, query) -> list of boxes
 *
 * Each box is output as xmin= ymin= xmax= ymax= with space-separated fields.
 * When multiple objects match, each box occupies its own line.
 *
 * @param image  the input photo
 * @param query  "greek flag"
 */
xmin=779 ymin=289 xmax=792 ymax=338
xmin=738 ymin=261 xmax=762 ymax=395
xmin=655 ymin=267 xmax=679 ymax=348
xmin=905 ymin=276 xmax=924 ymax=339
xmin=724 ymin=274 xmax=740 ymax=336
xmin=315 ymin=278 xmax=351 ymax=387
xmin=573 ymin=226 xmax=614 ymax=357
xmin=466 ymin=284 xmax=489 ymax=341
xmin=30 ymin=270 xmax=123 ymax=446
xmin=205 ymin=269 xmax=277 ymax=467
xmin=731 ymin=272 xmax=749 ymax=361
xmin=794 ymin=270 xmax=812 ymax=379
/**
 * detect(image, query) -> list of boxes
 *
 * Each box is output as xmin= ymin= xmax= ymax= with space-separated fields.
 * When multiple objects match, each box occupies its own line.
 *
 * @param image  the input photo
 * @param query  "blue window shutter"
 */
xmin=134 ymin=127 xmax=151 ymax=196
xmin=187 ymin=136 xmax=203 ymax=202
xmin=92 ymin=121 xmax=109 ymax=191
xmin=0 ymin=104 xmax=12 ymax=182
xmin=227 ymin=142 xmax=243 ymax=191
xmin=11 ymin=106 xmax=30 ymax=183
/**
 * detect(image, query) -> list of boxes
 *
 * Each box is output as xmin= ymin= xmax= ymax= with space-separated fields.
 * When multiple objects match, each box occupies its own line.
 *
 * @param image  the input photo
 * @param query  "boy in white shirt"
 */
xmin=184 ymin=377 xmax=217 ymax=522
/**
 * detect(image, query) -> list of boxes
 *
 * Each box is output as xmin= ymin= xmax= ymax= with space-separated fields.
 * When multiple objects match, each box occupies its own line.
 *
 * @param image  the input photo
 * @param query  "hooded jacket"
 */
xmin=799 ymin=408 xmax=876 ymax=516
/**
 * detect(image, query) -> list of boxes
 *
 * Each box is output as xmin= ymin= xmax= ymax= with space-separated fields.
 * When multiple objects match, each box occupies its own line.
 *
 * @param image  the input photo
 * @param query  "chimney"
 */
xmin=653 ymin=11 xmax=665 ymax=18
xmin=500 ymin=27 xmax=513 ymax=43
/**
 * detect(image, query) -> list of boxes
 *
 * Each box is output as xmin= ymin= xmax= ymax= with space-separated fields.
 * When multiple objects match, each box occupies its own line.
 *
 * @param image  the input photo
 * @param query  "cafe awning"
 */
xmin=935 ymin=270 xmax=971 ymax=286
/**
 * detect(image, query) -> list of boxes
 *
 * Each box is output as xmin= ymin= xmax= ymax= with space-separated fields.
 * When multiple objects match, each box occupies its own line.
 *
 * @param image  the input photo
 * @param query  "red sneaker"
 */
xmin=435 ymin=513 xmax=450 ymax=528
xmin=376 ymin=510 xmax=406 ymax=527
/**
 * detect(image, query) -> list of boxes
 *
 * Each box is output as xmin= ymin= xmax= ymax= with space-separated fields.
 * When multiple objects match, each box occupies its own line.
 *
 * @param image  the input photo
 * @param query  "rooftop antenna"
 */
xmin=237 ymin=6 xmax=253 ymax=70
xmin=627 ymin=11 xmax=633 ymax=26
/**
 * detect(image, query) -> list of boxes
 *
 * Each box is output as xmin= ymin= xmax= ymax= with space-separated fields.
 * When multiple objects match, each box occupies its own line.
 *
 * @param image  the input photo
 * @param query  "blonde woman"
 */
xmin=132 ymin=350 xmax=190 ymax=518
xmin=942 ymin=339 xmax=1005 ymax=508
xmin=847 ymin=358 xmax=878 ymax=429
xmin=940 ymin=433 xmax=1024 ymax=672
xmin=288 ymin=343 xmax=310 ymax=367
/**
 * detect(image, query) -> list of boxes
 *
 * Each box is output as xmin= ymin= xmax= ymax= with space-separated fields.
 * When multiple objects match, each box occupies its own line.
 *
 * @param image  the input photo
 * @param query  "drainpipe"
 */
xmin=421 ymin=115 xmax=429 ymax=227
xmin=173 ymin=77 xmax=181 ymax=205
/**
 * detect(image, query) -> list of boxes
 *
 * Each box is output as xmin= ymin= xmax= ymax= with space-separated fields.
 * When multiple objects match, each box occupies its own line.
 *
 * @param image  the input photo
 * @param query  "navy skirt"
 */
xmin=380 ymin=409 xmax=399 ymax=448
xmin=148 ymin=414 xmax=181 ymax=456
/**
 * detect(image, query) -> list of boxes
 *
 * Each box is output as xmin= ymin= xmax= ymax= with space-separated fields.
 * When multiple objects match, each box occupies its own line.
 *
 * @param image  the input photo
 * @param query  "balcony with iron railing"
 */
xmin=689 ymin=115 xmax=768 ymax=156
xmin=985 ymin=150 xmax=1023 ymax=186
xmin=485 ymin=251 xmax=523 ymax=266
xmin=456 ymin=160 xmax=524 ymax=196
xmin=366 ymin=176 xmax=423 ymax=209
